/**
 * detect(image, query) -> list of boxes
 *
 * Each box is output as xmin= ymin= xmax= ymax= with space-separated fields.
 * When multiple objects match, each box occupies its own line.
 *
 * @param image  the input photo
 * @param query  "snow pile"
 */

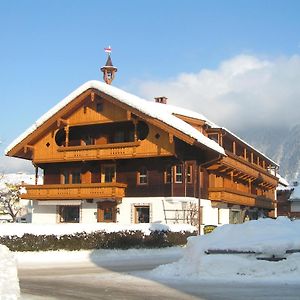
xmin=0 ymin=245 xmax=20 ymax=299
xmin=152 ymin=217 xmax=300 ymax=281
xmin=16 ymin=247 xmax=183 ymax=269
xmin=0 ymin=222 xmax=196 ymax=237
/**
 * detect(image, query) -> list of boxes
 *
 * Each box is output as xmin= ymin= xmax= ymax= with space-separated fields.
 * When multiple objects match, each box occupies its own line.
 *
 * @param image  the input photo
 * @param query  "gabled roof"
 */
xmin=5 ymin=80 xmax=225 ymax=156
xmin=162 ymin=103 xmax=279 ymax=167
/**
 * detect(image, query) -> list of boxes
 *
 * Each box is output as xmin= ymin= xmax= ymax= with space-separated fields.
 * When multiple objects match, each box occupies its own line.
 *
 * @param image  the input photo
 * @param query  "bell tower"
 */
xmin=101 ymin=46 xmax=117 ymax=85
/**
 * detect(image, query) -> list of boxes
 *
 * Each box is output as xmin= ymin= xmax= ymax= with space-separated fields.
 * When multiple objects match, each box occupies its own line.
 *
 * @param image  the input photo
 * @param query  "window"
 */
xmin=72 ymin=171 xmax=81 ymax=184
xmin=97 ymin=202 xmax=116 ymax=222
xmin=135 ymin=206 xmax=150 ymax=223
xmin=59 ymin=206 xmax=80 ymax=223
xmin=165 ymin=166 xmax=172 ymax=183
xmin=175 ymin=165 xmax=183 ymax=183
xmin=138 ymin=167 xmax=148 ymax=185
xmin=101 ymin=165 xmax=116 ymax=183
xmin=107 ymin=71 xmax=112 ymax=80
xmin=187 ymin=165 xmax=193 ymax=183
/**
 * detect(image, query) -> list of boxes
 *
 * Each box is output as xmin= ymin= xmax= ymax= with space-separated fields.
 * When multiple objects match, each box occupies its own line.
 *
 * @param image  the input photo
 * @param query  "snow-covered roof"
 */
xmin=277 ymin=174 xmax=289 ymax=187
xmin=5 ymin=80 xmax=225 ymax=156
xmin=161 ymin=104 xmax=279 ymax=167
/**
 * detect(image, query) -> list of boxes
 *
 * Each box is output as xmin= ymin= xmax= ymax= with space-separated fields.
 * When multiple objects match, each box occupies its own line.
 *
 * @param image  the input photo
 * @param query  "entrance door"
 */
xmin=97 ymin=201 xmax=116 ymax=222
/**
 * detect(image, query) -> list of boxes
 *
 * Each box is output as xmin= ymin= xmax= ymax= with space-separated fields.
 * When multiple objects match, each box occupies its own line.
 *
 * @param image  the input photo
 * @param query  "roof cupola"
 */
xmin=101 ymin=46 xmax=117 ymax=85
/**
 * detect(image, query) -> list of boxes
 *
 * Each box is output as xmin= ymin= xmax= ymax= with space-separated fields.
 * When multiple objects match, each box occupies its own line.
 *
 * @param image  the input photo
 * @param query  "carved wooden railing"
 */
xmin=208 ymin=187 xmax=274 ymax=209
xmin=20 ymin=182 xmax=127 ymax=200
xmin=57 ymin=141 xmax=141 ymax=161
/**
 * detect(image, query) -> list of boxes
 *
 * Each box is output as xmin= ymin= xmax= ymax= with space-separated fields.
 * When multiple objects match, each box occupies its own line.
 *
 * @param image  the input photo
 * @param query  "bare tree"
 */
xmin=0 ymin=181 xmax=22 ymax=223
xmin=185 ymin=203 xmax=199 ymax=226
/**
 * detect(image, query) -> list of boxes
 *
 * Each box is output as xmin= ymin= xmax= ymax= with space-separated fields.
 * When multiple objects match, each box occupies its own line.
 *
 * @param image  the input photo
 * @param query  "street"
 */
xmin=18 ymin=252 xmax=300 ymax=300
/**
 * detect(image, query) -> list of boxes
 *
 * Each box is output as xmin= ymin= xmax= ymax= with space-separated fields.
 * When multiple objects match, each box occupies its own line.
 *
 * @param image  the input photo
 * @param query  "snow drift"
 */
xmin=0 ymin=245 xmax=20 ymax=299
xmin=152 ymin=217 xmax=300 ymax=282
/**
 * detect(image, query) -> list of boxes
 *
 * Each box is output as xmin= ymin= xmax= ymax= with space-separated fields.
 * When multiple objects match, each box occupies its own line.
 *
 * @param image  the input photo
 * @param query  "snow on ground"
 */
xmin=16 ymin=246 xmax=184 ymax=269
xmin=150 ymin=217 xmax=300 ymax=283
xmin=0 ymin=245 xmax=20 ymax=299
xmin=0 ymin=222 xmax=196 ymax=237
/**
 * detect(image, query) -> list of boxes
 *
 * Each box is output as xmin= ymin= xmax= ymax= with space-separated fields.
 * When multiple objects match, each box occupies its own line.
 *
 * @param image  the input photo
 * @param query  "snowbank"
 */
xmin=0 ymin=222 xmax=196 ymax=237
xmin=16 ymin=247 xmax=183 ymax=269
xmin=152 ymin=217 xmax=300 ymax=282
xmin=0 ymin=245 xmax=20 ymax=299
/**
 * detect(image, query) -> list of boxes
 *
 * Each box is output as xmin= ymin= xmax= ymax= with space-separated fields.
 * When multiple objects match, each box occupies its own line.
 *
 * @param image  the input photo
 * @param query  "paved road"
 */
xmin=19 ymin=260 xmax=300 ymax=300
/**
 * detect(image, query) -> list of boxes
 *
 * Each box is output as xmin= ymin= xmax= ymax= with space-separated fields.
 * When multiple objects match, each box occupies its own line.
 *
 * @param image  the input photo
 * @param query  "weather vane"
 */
xmin=104 ymin=45 xmax=112 ymax=55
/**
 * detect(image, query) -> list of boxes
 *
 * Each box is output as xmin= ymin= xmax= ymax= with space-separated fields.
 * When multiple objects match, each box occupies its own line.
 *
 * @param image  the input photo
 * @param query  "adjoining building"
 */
xmin=277 ymin=181 xmax=300 ymax=219
xmin=5 ymin=51 xmax=279 ymax=232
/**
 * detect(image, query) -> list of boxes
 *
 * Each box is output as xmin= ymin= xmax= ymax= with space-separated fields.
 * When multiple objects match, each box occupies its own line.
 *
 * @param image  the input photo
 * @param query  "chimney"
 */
xmin=154 ymin=96 xmax=168 ymax=104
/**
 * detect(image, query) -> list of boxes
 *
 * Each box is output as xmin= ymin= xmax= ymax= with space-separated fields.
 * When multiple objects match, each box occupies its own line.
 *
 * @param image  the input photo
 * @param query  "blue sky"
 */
xmin=1 ymin=0 xmax=300 ymax=172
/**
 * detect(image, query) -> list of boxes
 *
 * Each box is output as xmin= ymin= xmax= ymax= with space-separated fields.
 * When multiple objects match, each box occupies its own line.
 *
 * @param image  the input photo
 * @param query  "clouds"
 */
xmin=134 ymin=54 xmax=300 ymax=132
xmin=0 ymin=155 xmax=32 ymax=174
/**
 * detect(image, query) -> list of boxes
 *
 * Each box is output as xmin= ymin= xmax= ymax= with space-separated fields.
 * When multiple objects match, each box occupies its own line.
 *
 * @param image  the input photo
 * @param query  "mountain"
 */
xmin=238 ymin=124 xmax=300 ymax=184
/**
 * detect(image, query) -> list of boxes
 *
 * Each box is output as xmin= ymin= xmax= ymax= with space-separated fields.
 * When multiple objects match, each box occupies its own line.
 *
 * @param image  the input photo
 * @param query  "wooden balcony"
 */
xmin=208 ymin=187 xmax=274 ymax=209
xmin=20 ymin=182 xmax=127 ymax=200
xmin=207 ymin=152 xmax=278 ymax=189
xmin=57 ymin=141 xmax=141 ymax=161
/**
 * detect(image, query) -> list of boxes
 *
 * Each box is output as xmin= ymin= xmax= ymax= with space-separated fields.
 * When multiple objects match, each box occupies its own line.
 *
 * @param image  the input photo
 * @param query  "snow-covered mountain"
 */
xmin=239 ymin=124 xmax=300 ymax=184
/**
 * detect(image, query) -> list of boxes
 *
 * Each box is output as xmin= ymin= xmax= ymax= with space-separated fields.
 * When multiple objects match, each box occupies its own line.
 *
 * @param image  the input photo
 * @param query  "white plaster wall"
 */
xmin=81 ymin=202 xmax=97 ymax=223
xmin=117 ymin=197 xmax=194 ymax=224
xmin=200 ymin=199 xmax=218 ymax=226
xmin=32 ymin=202 xmax=57 ymax=224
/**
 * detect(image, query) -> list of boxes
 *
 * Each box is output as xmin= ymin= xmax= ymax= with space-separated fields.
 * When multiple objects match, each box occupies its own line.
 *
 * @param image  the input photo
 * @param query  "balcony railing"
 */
xmin=20 ymin=182 xmax=127 ymax=200
xmin=56 ymin=141 xmax=141 ymax=161
xmin=208 ymin=187 xmax=274 ymax=209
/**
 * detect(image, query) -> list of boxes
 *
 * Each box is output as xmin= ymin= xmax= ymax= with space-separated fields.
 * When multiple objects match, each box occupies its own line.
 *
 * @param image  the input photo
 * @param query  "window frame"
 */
xmin=58 ymin=205 xmax=80 ymax=223
xmin=134 ymin=205 xmax=150 ymax=223
xmin=175 ymin=164 xmax=183 ymax=183
xmin=164 ymin=166 xmax=172 ymax=183
xmin=137 ymin=167 xmax=148 ymax=185
xmin=187 ymin=164 xmax=193 ymax=184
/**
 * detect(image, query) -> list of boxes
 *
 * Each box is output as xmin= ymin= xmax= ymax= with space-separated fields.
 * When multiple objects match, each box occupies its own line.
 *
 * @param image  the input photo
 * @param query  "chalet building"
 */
xmin=277 ymin=182 xmax=300 ymax=219
xmin=5 ymin=51 xmax=279 ymax=232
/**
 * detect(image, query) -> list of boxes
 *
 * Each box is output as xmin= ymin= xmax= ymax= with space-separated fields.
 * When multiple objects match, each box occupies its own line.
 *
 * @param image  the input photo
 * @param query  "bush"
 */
xmin=0 ymin=230 xmax=196 ymax=252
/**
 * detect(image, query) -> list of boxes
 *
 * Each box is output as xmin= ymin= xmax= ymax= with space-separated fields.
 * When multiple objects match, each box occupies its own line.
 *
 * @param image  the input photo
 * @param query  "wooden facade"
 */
xmin=6 ymin=83 xmax=279 ymax=223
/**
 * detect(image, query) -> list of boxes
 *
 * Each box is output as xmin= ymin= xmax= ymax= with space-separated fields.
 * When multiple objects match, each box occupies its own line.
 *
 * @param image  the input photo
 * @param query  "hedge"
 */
xmin=0 ymin=230 xmax=197 ymax=252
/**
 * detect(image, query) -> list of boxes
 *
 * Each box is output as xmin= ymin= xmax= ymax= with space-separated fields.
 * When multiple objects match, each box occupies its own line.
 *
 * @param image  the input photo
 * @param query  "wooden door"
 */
xmin=97 ymin=201 xmax=116 ymax=222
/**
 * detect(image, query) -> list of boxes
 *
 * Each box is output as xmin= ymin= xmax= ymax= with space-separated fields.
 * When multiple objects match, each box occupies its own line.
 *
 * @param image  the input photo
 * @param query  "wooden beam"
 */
xmin=91 ymin=92 xmax=95 ymax=102
xmin=24 ymin=145 xmax=34 ymax=154
xmin=57 ymin=118 xmax=68 ymax=127
xmin=233 ymin=141 xmax=236 ymax=155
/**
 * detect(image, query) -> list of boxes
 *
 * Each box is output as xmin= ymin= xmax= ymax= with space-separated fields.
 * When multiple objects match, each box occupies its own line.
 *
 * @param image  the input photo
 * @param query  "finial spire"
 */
xmin=101 ymin=46 xmax=117 ymax=85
